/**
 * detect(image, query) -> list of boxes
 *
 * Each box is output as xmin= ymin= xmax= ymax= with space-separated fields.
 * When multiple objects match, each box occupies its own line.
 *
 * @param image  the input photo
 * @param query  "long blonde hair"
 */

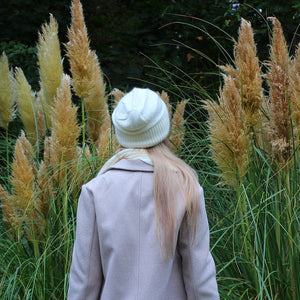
xmin=146 ymin=141 xmax=200 ymax=257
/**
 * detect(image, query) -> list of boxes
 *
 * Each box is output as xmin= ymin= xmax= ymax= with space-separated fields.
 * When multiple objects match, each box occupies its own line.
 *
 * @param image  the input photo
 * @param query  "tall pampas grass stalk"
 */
xmin=157 ymin=90 xmax=187 ymax=153
xmin=264 ymin=20 xmax=299 ymax=299
xmin=204 ymin=19 xmax=263 ymax=188
xmin=111 ymin=88 xmax=125 ymax=109
xmin=18 ymin=130 xmax=37 ymax=174
xmin=169 ymin=100 xmax=187 ymax=153
xmin=10 ymin=138 xmax=35 ymax=218
xmin=7 ymin=135 xmax=47 ymax=242
xmin=37 ymin=14 xmax=63 ymax=130
xmin=289 ymin=43 xmax=300 ymax=144
xmin=66 ymin=0 xmax=108 ymax=144
xmin=0 ymin=52 xmax=15 ymax=129
xmin=221 ymin=18 xmax=263 ymax=131
xmin=203 ymin=17 xmax=300 ymax=299
xmin=0 ymin=52 xmax=15 ymax=178
xmin=14 ymin=68 xmax=46 ymax=145
xmin=46 ymin=74 xmax=81 ymax=183
xmin=205 ymin=76 xmax=249 ymax=188
xmin=265 ymin=17 xmax=292 ymax=168
xmin=159 ymin=90 xmax=172 ymax=117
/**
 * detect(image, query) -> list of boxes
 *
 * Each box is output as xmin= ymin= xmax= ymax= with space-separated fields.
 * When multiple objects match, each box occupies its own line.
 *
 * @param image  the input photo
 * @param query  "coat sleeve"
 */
xmin=178 ymin=186 xmax=219 ymax=300
xmin=68 ymin=185 xmax=102 ymax=300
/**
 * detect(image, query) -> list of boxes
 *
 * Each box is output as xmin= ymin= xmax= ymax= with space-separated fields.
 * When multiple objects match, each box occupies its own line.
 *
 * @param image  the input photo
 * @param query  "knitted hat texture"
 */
xmin=112 ymin=88 xmax=170 ymax=148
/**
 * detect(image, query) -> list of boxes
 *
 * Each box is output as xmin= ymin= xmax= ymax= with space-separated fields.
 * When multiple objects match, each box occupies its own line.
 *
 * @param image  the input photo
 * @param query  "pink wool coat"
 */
xmin=68 ymin=159 xmax=219 ymax=300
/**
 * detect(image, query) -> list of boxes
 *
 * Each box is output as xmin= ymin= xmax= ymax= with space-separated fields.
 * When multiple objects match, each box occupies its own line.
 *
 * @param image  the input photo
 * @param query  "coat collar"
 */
xmin=102 ymin=159 xmax=154 ymax=173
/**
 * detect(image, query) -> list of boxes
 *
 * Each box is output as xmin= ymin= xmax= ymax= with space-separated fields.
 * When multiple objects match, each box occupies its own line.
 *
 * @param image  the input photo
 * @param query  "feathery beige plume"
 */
xmin=43 ymin=136 xmax=52 ymax=168
xmin=289 ymin=43 xmax=300 ymax=139
xmin=19 ymin=130 xmax=37 ymax=174
xmin=35 ymin=90 xmax=47 ymax=142
xmin=96 ymin=104 xmax=118 ymax=161
xmin=46 ymin=74 xmax=81 ymax=186
xmin=66 ymin=0 xmax=94 ymax=99
xmin=0 ymin=185 xmax=21 ymax=233
xmin=37 ymin=14 xmax=63 ymax=129
xmin=14 ymin=68 xmax=42 ymax=144
xmin=10 ymin=139 xmax=35 ymax=213
xmin=97 ymin=123 xmax=118 ymax=160
xmin=205 ymin=77 xmax=249 ymax=187
xmin=0 ymin=52 xmax=15 ymax=129
xmin=221 ymin=19 xmax=263 ymax=130
xmin=50 ymin=74 xmax=81 ymax=167
xmin=111 ymin=88 xmax=125 ymax=109
xmin=158 ymin=90 xmax=172 ymax=118
xmin=265 ymin=17 xmax=292 ymax=167
xmin=10 ymin=138 xmax=36 ymax=240
xmin=169 ymin=100 xmax=187 ymax=153
xmin=66 ymin=0 xmax=108 ymax=143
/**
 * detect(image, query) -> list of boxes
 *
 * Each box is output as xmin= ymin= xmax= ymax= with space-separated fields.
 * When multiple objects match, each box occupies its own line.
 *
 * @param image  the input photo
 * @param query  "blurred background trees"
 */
xmin=1 ymin=0 xmax=299 ymax=93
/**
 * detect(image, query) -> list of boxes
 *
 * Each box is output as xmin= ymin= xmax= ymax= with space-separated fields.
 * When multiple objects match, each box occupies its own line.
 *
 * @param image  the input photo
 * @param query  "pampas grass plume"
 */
xmin=205 ymin=77 xmax=249 ymax=187
xmin=11 ymin=138 xmax=35 ymax=218
xmin=266 ymin=17 xmax=292 ymax=166
xmin=97 ymin=124 xmax=118 ymax=160
xmin=289 ymin=43 xmax=300 ymax=139
xmin=19 ymin=130 xmax=37 ymax=175
xmin=50 ymin=74 xmax=81 ymax=166
xmin=0 ymin=185 xmax=20 ymax=232
xmin=111 ymin=88 xmax=125 ymax=109
xmin=159 ymin=90 xmax=172 ymax=118
xmin=221 ymin=19 xmax=263 ymax=130
xmin=0 ymin=52 xmax=15 ymax=129
xmin=37 ymin=14 xmax=63 ymax=130
xmin=66 ymin=0 xmax=94 ymax=99
xmin=169 ymin=100 xmax=187 ymax=153
xmin=15 ymin=68 xmax=40 ymax=144
xmin=84 ymin=60 xmax=109 ymax=143
xmin=66 ymin=0 xmax=108 ymax=143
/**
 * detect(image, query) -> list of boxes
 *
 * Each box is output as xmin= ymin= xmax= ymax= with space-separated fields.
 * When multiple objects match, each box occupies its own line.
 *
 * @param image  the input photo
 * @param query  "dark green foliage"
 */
xmin=1 ymin=0 xmax=300 ymax=93
xmin=0 ymin=41 xmax=38 ymax=89
xmin=0 ymin=0 xmax=70 ymax=44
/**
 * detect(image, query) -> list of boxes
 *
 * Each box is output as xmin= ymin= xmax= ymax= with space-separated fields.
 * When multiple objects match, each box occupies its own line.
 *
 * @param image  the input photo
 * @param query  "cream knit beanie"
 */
xmin=112 ymin=87 xmax=170 ymax=148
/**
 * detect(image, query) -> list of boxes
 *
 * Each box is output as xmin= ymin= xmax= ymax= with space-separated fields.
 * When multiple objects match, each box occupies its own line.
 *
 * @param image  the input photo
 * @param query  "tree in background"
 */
xmin=1 ymin=0 xmax=299 ymax=92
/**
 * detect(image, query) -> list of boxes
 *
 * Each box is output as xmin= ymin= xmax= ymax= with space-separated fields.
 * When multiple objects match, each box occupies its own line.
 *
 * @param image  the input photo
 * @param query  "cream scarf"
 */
xmin=98 ymin=148 xmax=153 ymax=175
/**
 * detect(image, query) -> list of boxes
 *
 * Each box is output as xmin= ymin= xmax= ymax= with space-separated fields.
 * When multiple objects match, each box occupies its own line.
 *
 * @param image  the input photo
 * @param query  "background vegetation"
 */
xmin=1 ymin=0 xmax=300 ymax=91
